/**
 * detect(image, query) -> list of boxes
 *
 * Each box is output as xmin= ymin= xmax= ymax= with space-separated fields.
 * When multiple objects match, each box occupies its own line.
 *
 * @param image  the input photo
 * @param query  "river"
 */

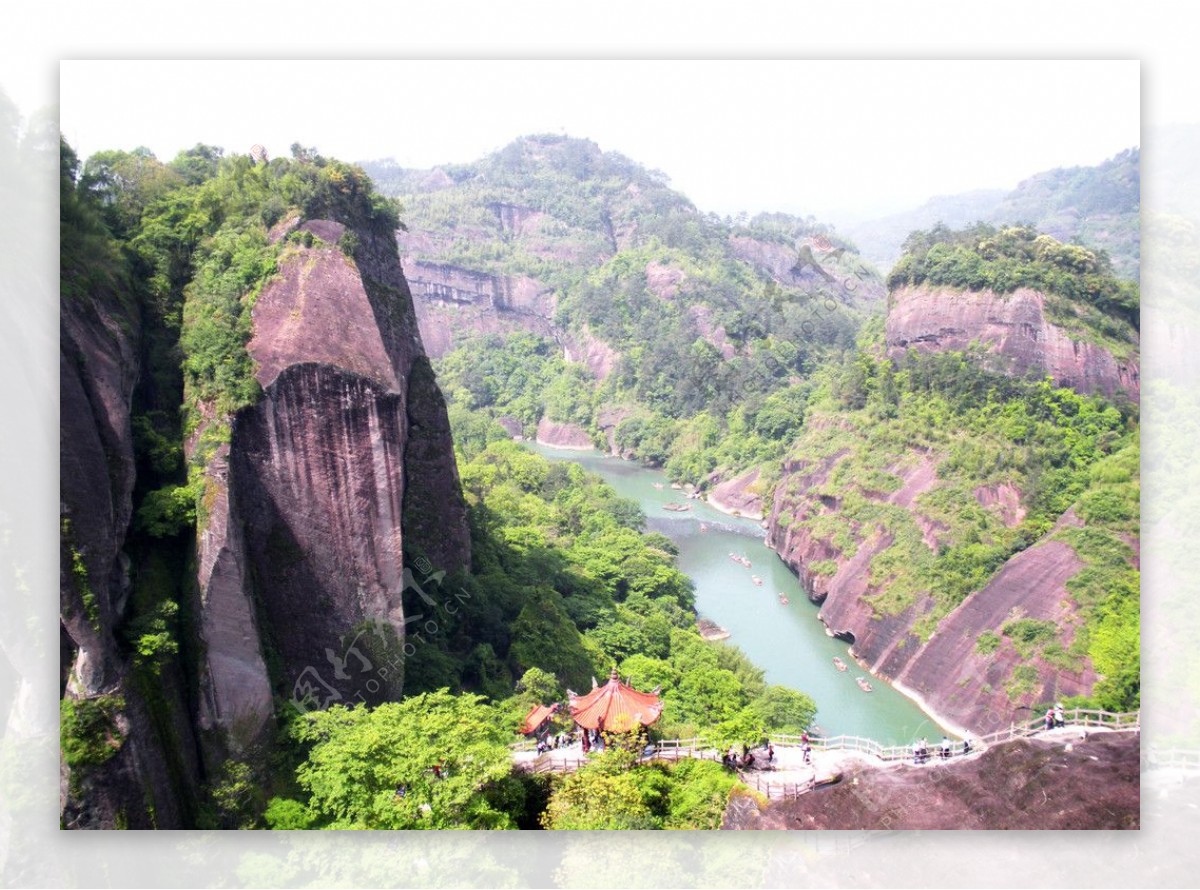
xmin=528 ymin=443 xmax=952 ymax=746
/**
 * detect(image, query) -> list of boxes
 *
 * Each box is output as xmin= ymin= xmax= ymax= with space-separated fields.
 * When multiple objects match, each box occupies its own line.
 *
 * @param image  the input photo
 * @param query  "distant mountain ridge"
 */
xmin=361 ymin=135 xmax=883 ymax=467
xmin=845 ymin=148 xmax=1140 ymax=279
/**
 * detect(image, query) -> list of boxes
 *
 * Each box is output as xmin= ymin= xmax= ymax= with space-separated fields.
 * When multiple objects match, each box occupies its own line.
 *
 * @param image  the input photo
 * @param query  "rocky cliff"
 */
xmin=400 ymin=228 xmax=562 ymax=360
xmin=764 ymin=402 xmax=1133 ymax=735
xmin=192 ymin=217 xmax=472 ymax=757
xmin=61 ymin=156 xmax=473 ymax=827
xmin=886 ymin=285 xmax=1140 ymax=402
xmin=60 ymin=268 xmax=201 ymax=828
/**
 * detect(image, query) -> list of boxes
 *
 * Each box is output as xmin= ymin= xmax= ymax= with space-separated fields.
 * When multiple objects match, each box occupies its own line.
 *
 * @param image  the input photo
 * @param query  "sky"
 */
xmin=57 ymin=59 xmax=1140 ymax=223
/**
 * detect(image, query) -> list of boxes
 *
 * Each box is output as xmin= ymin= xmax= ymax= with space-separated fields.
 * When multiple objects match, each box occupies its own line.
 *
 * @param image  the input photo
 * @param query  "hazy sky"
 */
xmin=58 ymin=60 xmax=1138 ymax=223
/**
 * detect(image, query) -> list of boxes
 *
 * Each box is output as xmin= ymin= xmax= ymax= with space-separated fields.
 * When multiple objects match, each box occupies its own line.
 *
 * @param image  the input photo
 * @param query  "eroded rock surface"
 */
xmin=886 ymin=285 xmax=1139 ymax=402
xmin=723 ymin=733 xmax=1139 ymax=830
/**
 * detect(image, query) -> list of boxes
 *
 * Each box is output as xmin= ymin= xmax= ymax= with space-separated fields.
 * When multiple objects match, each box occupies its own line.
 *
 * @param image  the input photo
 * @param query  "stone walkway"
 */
xmin=512 ymin=724 xmax=1136 ymax=792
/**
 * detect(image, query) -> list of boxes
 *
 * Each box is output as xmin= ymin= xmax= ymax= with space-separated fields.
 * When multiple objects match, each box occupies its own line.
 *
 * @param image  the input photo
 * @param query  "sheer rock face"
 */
xmin=60 ymin=292 xmax=139 ymax=695
xmin=60 ymin=286 xmax=200 ymax=829
xmin=885 ymin=285 xmax=1140 ymax=402
xmin=397 ymin=233 xmax=560 ymax=360
xmin=193 ymin=443 xmax=272 ymax=740
xmin=890 ymin=518 xmax=1097 ymax=735
xmin=194 ymin=219 xmax=471 ymax=748
xmin=765 ymin=448 xmax=1096 ymax=736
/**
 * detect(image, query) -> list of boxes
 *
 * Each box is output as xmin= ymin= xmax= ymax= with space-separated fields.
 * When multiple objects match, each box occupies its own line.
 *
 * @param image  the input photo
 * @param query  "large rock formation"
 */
xmin=707 ymin=467 xmax=765 ymax=520
xmin=889 ymin=514 xmax=1097 ymax=734
xmin=886 ymin=285 xmax=1140 ymax=402
xmin=535 ymin=417 xmax=593 ymax=449
xmin=61 ymin=187 xmax=476 ymax=831
xmin=192 ymin=217 xmax=472 ymax=755
xmin=60 ymin=274 xmax=201 ymax=829
xmin=60 ymin=286 xmax=139 ymax=697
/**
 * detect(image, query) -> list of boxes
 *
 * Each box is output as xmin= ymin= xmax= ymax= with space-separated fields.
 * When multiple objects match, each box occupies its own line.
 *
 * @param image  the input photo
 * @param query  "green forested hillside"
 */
xmin=776 ymin=326 xmax=1139 ymax=710
xmin=364 ymin=135 xmax=876 ymax=478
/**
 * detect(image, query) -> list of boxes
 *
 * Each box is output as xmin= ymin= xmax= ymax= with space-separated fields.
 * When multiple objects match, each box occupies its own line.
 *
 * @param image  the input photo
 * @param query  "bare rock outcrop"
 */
xmin=891 ymin=517 xmax=1096 ymax=735
xmin=688 ymin=305 xmax=736 ymax=360
xmin=563 ymin=326 xmax=619 ymax=380
xmin=707 ymin=467 xmax=765 ymax=519
xmin=645 ymin=261 xmax=686 ymax=300
xmin=724 ymin=733 xmax=1139 ymax=830
xmin=727 ymin=234 xmax=886 ymax=308
xmin=886 ymin=285 xmax=1140 ymax=402
xmin=535 ymin=417 xmax=593 ymax=449
xmin=401 ymin=256 xmax=559 ymax=359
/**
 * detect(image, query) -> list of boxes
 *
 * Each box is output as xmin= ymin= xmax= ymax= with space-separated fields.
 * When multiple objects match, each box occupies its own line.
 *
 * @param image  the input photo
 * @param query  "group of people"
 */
xmin=912 ymin=736 xmax=972 ymax=764
xmin=1044 ymin=703 xmax=1066 ymax=731
xmin=721 ymin=742 xmax=776 ymax=771
xmin=535 ymin=731 xmax=579 ymax=754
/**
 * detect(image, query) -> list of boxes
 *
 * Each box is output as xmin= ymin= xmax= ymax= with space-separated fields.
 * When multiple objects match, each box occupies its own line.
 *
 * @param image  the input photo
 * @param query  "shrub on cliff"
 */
xmin=60 ymin=695 xmax=125 ymax=771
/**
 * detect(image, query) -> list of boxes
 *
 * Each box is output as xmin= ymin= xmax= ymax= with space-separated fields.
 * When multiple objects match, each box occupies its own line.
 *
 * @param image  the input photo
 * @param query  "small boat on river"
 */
xmin=832 ymin=657 xmax=847 ymax=671
xmin=779 ymin=594 xmax=789 ymax=605
xmin=856 ymin=676 xmax=873 ymax=693
xmin=662 ymin=502 xmax=691 ymax=512
xmin=751 ymin=575 xmax=763 ymax=586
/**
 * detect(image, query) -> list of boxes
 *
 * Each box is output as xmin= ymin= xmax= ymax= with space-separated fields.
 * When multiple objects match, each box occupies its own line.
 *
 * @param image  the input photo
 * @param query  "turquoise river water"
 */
xmin=529 ymin=443 xmax=952 ymax=745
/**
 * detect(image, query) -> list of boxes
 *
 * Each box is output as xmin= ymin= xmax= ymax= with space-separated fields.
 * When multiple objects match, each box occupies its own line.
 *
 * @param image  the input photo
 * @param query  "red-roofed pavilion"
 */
xmin=520 ymin=702 xmax=560 ymax=736
xmin=569 ymin=668 xmax=662 ymax=733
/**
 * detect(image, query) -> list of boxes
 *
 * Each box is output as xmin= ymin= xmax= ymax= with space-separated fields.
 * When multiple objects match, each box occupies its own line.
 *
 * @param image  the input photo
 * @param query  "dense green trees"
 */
xmin=276 ymin=692 xmax=520 ymax=829
xmin=538 ymin=748 xmax=740 ymax=830
xmin=262 ymin=437 xmax=817 ymax=830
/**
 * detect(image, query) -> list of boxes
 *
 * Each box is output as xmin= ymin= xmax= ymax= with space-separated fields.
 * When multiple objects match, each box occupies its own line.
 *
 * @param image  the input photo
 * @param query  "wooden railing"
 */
xmin=510 ymin=709 xmax=1140 ymax=776
xmin=974 ymin=708 xmax=1140 ymax=749
xmin=745 ymin=772 xmax=814 ymax=800
xmin=520 ymin=756 xmax=590 ymax=775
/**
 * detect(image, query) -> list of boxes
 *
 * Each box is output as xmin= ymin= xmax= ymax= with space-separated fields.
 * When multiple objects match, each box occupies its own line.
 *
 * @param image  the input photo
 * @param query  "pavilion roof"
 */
xmin=568 ymin=669 xmax=662 ymax=732
xmin=520 ymin=702 xmax=560 ymax=735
